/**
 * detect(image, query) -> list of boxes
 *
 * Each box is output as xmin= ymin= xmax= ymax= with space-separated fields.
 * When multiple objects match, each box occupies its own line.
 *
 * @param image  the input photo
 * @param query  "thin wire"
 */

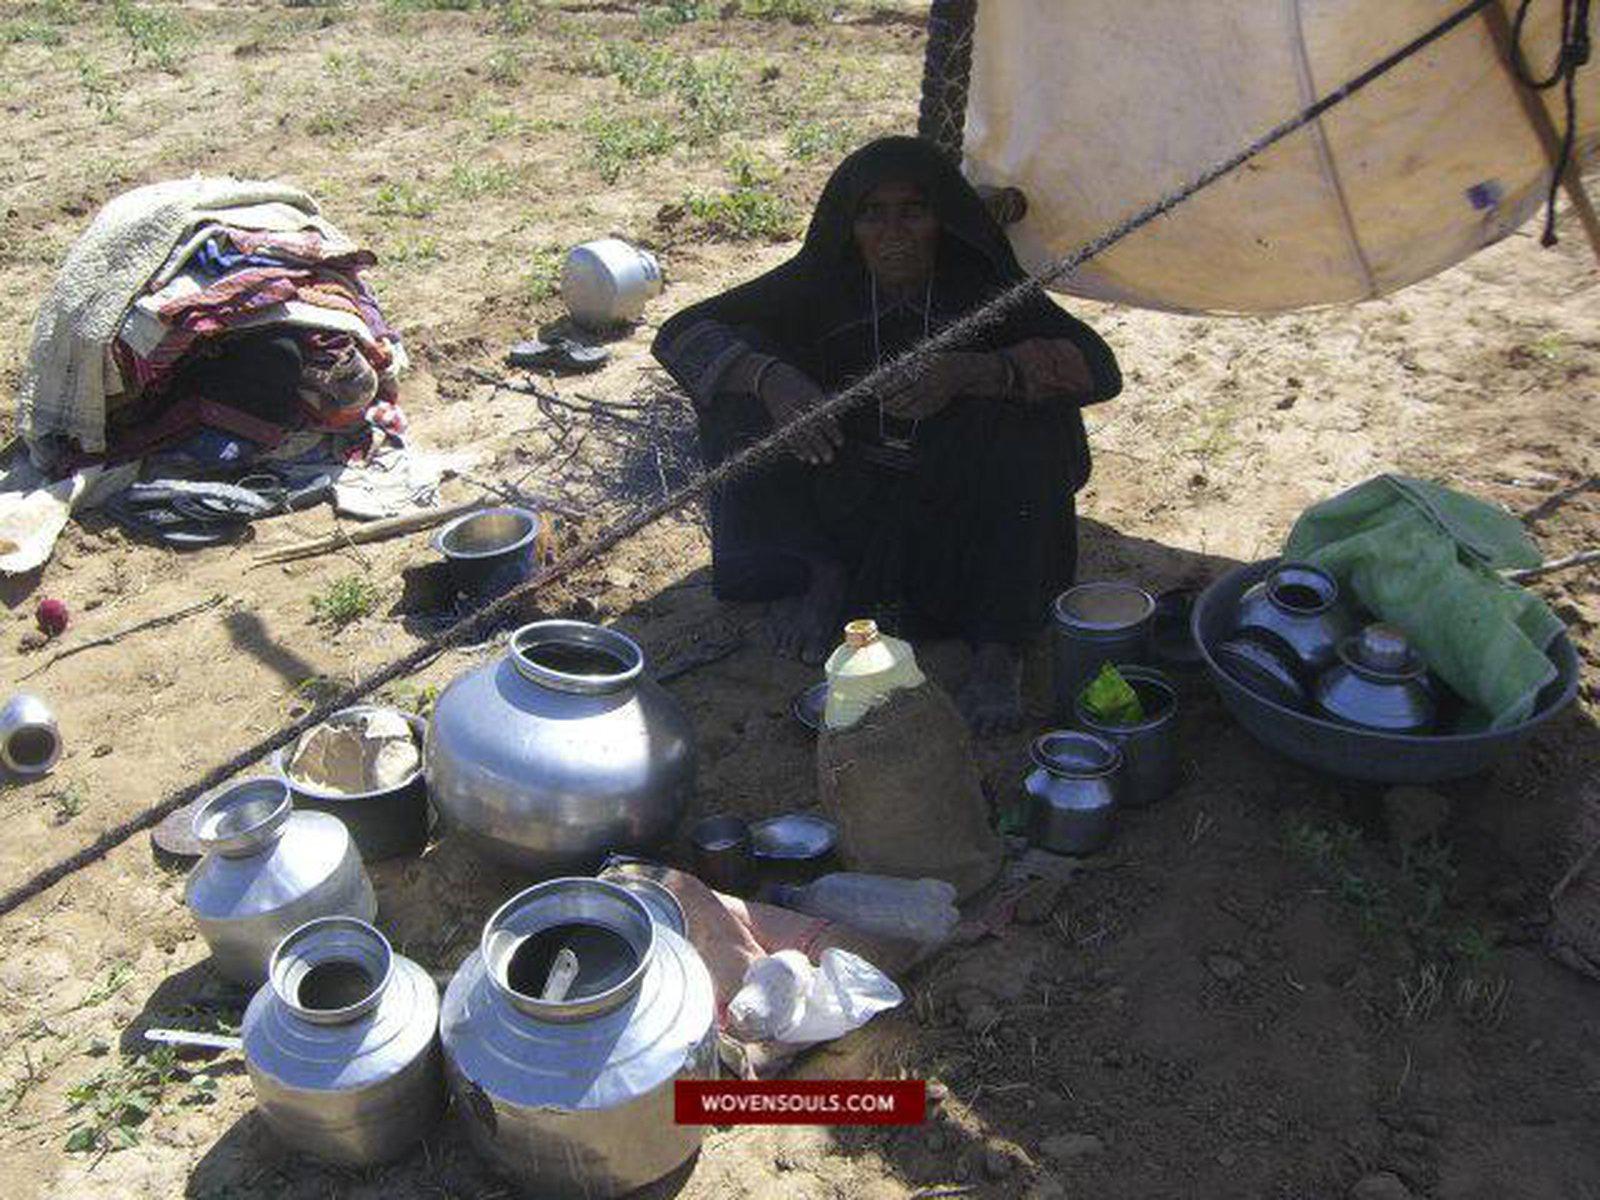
xmin=0 ymin=0 xmax=1499 ymax=922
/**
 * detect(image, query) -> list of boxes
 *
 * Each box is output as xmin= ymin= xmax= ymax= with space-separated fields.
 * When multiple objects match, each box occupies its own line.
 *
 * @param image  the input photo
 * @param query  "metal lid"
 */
xmin=481 ymin=877 xmax=656 ymax=1023
xmin=1349 ymin=623 xmax=1421 ymax=675
xmin=1053 ymin=582 xmax=1155 ymax=633
xmin=193 ymin=778 xmax=293 ymax=858
xmin=751 ymin=813 xmax=838 ymax=861
xmin=509 ymin=620 xmax=644 ymax=696
xmin=1030 ymin=730 xmax=1123 ymax=778
xmin=269 ymin=916 xmax=394 ymax=1026
xmin=1266 ymin=562 xmax=1339 ymax=615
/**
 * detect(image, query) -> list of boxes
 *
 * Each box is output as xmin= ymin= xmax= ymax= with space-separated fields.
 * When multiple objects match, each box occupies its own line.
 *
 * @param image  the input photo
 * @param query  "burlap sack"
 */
xmin=816 ymin=682 xmax=1003 ymax=901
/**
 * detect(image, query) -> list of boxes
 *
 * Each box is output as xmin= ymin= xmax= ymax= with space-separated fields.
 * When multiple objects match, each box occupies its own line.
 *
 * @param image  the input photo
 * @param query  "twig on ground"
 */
xmin=20 ymin=595 xmax=227 ymax=679
xmin=1550 ymin=833 xmax=1600 ymax=904
xmin=1503 ymin=549 xmax=1600 ymax=582
xmin=1522 ymin=474 xmax=1599 ymax=523
xmin=253 ymin=501 xmax=486 ymax=564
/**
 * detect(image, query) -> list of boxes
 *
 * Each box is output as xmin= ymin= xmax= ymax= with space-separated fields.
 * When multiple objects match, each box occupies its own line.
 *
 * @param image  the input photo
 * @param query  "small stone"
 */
xmin=1041 ymin=1132 xmax=1105 ymax=1162
xmin=604 ymin=566 xmax=636 ymax=589
xmin=1382 ymin=786 xmax=1453 ymax=846
xmin=92 ymin=744 xmax=112 ymax=758
xmin=1217 ymin=1150 xmax=1238 ymax=1167
xmin=1189 ymin=471 xmax=1207 ymax=488
xmin=1206 ymin=953 xmax=1246 ymax=981
xmin=1255 ymin=1115 xmax=1282 ymax=1136
xmin=984 ymin=1144 xmax=1016 ymax=1179
xmin=17 ymin=630 xmax=46 ymax=653
xmin=1350 ymin=1172 xmax=1414 ymax=1200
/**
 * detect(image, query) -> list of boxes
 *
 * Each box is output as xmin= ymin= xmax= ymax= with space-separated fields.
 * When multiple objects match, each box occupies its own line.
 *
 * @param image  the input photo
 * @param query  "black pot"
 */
xmin=274 ymin=708 xmax=432 ymax=861
xmin=432 ymin=506 xmax=542 ymax=599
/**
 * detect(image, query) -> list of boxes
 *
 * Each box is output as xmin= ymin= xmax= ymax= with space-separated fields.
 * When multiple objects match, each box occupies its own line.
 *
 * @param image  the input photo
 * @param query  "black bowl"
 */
xmin=1192 ymin=559 xmax=1579 ymax=784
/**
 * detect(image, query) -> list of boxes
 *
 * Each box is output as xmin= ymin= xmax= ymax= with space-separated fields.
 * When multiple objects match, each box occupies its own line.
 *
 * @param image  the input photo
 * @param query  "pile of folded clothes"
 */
xmin=16 ymin=178 xmax=409 ymax=478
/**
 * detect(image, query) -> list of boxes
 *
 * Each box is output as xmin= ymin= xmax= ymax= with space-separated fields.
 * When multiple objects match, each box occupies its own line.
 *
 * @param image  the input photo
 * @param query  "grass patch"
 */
xmin=65 ymin=1047 xmax=215 ymax=1155
xmin=112 ymin=0 xmax=188 ymax=73
xmin=382 ymin=681 xmax=440 ymax=717
xmin=51 ymin=782 xmax=87 ymax=825
xmin=525 ymin=244 xmax=565 ymax=303
xmin=678 ymin=156 xmax=795 ymax=241
xmin=444 ymin=160 xmax=520 ymax=201
xmin=306 ymin=107 xmax=359 ymax=138
xmin=786 ymin=118 xmax=855 ymax=161
xmin=374 ymin=180 xmax=437 ymax=219
xmin=591 ymin=43 xmax=742 ymax=141
xmin=76 ymin=55 xmax=120 ymax=122
xmin=386 ymin=234 xmax=443 ymax=266
xmin=310 ymin=576 xmax=381 ymax=627
xmin=739 ymin=0 xmax=833 ymax=22
xmin=639 ymin=0 xmax=715 ymax=32
xmin=584 ymin=113 xmax=675 ymax=184
xmin=485 ymin=45 xmax=525 ymax=85
xmin=3 ymin=18 xmax=67 ymax=45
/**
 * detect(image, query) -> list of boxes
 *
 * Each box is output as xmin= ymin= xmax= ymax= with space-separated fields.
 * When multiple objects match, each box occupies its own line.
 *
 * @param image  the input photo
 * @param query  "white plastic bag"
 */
xmin=726 ymin=948 xmax=903 ymax=1045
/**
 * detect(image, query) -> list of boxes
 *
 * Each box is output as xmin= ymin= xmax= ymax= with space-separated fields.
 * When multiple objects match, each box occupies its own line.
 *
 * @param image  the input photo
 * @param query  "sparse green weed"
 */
xmin=681 ymin=156 xmax=794 ymax=240
xmin=387 ymin=234 xmax=442 ymax=266
xmin=490 ymin=0 xmax=536 ymax=33
xmin=310 ymin=576 xmax=381 ymax=627
xmin=77 ymin=962 xmax=133 ymax=1010
xmin=3 ymin=19 xmax=67 ymax=46
xmin=65 ymin=1047 xmax=216 ymax=1154
xmin=639 ymin=0 xmax=715 ymax=32
xmin=584 ymin=113 xmax=675 ymax=183
xmin=306 ymin=107 xmax=358 ymax=138
xmin=112 ymin=0 xmax=187 ymax=73
xmin=51 ymin=782 xmax=87 ymax=825
xmin=445 ymin=161 xmax=520 ymax=200
xmin=374 ymin=180 xmax=437 ymax=218
xmin=525 ymin=244 xmax=565 ymax=303
xmin=383 ymin=681 xmax=440 ymax=717
xmin=787 ymin=119 xmax=854 ymax=161
xmin=739 ymin=0 xmax=833 ymax=22
xmin=485 ymin=46 xmax=525 ymax=85
xmin=76 ymin=55 xmax=120 ymax=122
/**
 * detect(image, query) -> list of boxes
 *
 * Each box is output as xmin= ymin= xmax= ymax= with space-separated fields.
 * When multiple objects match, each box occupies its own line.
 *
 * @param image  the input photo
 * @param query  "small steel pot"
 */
xmin=1232 ymin=561 xmax=1356 ymax=678
xmin=1314 ymin=624 xmax=1438 ymax=734
xmin=1024 ymin=731 xmax=1124 ymax=856
xmin=274 ymin=707 xmax=431 ymax=862
xmin=688 ymin=814 xmax=754 ymax=895
xmin=1051 ymin=582 xmax=1155 ymax=720
xmin=433 ymin=506 xmax=542 ymax=599
xmin=1073 ymin=665 xmax=1179 ymax=806
xmin=0 ymin=693 xmax=60 ymax=776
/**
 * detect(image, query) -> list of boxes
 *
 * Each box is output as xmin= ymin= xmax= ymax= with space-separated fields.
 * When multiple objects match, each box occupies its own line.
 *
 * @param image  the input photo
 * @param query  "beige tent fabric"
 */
xmin=962 ymin=1 xmax=1598 ymax=314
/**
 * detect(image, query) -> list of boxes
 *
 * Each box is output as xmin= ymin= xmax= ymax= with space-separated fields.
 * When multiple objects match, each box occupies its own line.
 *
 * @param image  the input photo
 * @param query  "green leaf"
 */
xmin=110 ymin=1124 xmax=140 ymax=1149
xmin=1080 ymin=663 xmax=1145 ymax=725
xmin=65 ymin=1126 xmax=98 ymax=1153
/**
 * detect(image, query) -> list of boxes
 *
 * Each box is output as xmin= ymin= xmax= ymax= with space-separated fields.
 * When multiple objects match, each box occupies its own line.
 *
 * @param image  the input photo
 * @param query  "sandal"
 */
xmin=505 ymin=335 xmax=610 ymax=374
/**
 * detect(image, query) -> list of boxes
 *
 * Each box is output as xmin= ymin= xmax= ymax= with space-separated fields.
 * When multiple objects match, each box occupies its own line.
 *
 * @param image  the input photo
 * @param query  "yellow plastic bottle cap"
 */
xmin=843 ymin=619 xmax=879 ymax=649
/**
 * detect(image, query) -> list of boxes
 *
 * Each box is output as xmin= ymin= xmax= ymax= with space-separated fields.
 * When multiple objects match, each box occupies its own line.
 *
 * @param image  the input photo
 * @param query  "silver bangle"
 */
xmin=750 ymin=355 xmax=781 ymax=400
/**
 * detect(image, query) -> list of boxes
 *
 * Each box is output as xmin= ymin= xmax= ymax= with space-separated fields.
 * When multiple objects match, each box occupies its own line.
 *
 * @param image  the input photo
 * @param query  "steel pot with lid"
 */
xmin=426 ymin=620 xmax=696 ymax=874
xmin=242 ymin=917 xmax=444 ymax=1166
xmin=184 ymin=778 xmax=377 ymax=987
xmin=439 ymin=877 xmax=718 ymax=1200
xmin=1314 ymin=623 xmax=1438 ymax=734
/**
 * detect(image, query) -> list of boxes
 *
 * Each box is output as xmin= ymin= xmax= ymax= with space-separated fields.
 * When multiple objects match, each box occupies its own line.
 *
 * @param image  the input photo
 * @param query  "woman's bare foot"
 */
xmin=766 ymin=559 xmax=846 ymax=665
xmin=959 ymin=641 xmax=1024 ymax=735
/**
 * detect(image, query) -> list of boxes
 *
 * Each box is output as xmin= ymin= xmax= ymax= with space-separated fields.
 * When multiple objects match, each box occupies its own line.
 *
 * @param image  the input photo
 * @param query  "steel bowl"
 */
xmin=432 ymin=506 xmax=542 ymax=599
xmin=1193 ymin=558 xmax=1580 ymax=783
xmin=274 ymin=708 xmax=431 ymax=861
xmin=750 ymin=813 xmax=839 ymax=887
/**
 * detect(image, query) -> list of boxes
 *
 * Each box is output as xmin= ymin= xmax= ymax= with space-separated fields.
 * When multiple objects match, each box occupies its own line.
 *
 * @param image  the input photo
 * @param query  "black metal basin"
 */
xmin=1192 ymin=558 xmax=1580 ymax=784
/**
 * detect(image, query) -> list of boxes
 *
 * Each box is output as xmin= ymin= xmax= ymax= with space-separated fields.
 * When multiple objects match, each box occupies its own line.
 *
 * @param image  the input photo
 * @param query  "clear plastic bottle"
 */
xmin=768 ymin=872 xmax=960 ymax=946
xmin=821 ymin=619 xmax=927 ymax=730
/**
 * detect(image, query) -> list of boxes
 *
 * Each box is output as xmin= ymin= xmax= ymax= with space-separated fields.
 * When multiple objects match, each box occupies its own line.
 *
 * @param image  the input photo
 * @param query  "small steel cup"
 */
xmin=688 ymin=814 xmax=754 ymax=896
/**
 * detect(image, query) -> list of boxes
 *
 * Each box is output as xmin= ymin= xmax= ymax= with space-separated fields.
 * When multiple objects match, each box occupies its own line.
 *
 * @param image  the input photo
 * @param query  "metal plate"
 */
xmin=750 ymin=813 xmax=838 ymax=861
xmin=791 ymin=681 xmax=828 ymax=732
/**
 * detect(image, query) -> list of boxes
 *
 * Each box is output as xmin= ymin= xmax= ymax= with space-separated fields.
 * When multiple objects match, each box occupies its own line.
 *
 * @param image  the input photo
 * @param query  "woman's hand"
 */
xmin=878 ymin=351 xmax=1005 ymax=420
xmin=759 ymin=360 xmax=844 ymax=465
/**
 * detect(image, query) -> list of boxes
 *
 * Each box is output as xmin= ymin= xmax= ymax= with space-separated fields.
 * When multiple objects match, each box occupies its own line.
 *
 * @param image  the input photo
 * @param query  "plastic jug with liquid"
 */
xmin=821 ymin=619 xmax=926 ymax=730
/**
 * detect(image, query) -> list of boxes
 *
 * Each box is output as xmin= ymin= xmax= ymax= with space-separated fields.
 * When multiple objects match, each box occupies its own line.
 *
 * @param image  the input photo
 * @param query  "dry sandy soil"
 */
xmin=1 ymin=3 xmax=1599 ymax=1199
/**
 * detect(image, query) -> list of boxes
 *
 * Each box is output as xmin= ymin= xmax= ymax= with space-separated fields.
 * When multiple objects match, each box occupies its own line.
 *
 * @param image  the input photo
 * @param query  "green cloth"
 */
xmin=1282 ymin=474 xmax=1562 ymax=730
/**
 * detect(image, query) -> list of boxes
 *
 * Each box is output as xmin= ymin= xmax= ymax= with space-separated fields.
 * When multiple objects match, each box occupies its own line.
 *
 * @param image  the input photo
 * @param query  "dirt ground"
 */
xmin=2 ymin=3 xmax=1599 ymax=1199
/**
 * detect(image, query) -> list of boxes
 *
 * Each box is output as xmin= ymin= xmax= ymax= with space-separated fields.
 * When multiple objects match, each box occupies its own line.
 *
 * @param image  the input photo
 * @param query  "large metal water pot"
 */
xmin=1232 ymin=560 xmax=1355 ymax=678
xmin=440 ymin=878 xmax=718 ymax=1199
xmin=1024 ymin=731 xmax=1125 ymax=856
xmin=1051 ymin=582 xmax=1155 ymax=720
xmin=426 ymin=620 xmax=696 ymax=874
xmin=184 ymin=778 xmax=376 ymax=987
xmin=242 ymin=917 xmax=444 ymax=1166
xmin=562 ymin=238 xmax=663 ymax=327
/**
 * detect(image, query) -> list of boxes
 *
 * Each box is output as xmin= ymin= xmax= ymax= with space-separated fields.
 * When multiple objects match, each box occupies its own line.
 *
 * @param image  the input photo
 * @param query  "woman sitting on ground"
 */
xmin=651 ymin=136 xmax=1122 ymax=733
